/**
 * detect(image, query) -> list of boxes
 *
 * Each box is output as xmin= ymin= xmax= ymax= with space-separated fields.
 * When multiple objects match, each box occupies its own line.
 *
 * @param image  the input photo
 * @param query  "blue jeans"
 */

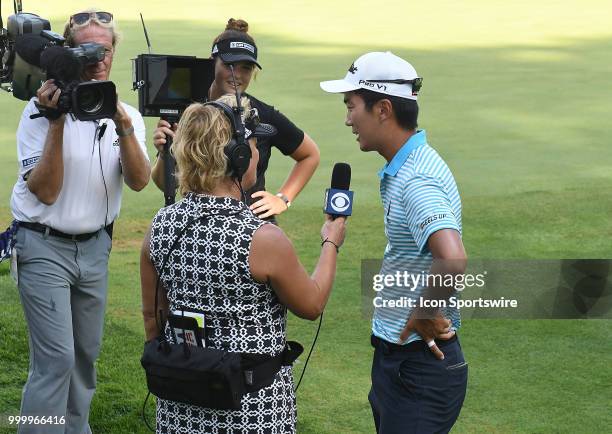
xmin=369 ymin=335 xmax=468 ymax=434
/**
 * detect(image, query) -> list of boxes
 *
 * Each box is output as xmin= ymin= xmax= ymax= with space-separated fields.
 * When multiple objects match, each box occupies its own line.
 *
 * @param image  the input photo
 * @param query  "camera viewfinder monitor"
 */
xmin=133 ymin=54 xmax=214 ymax=119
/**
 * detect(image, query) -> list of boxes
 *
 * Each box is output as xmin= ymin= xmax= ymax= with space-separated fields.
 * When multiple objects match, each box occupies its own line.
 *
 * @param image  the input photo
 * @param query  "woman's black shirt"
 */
xmin=244 ymin=93 xmax=305 ymax=204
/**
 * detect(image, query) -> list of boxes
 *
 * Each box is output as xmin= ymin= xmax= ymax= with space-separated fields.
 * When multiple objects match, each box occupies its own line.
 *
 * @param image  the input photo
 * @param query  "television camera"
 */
xmin=0 ymin=0 xmax=117 ymax=120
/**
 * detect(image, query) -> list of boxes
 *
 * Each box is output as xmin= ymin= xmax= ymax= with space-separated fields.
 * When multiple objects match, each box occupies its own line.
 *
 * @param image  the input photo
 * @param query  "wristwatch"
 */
xmin=115 ymin=125 xmax=134 ymax=137
xmin=276 ymin=193 xmax=291 ymax=208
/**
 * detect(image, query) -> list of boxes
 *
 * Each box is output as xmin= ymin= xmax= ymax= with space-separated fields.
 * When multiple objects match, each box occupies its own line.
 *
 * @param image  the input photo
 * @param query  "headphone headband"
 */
xmin=204 ymin=101 xmax=243 ymax=139
xmin=203 ymin=101 xmax=251 ymax=181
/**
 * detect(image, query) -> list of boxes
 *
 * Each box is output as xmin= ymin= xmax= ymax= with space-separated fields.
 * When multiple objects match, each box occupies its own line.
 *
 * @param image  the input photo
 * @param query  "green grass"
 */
xmin=1 ymin=1 xmax=612 ymax=432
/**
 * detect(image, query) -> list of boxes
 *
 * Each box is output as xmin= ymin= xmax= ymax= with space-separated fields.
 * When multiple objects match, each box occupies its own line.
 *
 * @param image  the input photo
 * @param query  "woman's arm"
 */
xmin=250 ymin=133 xmax=320 ymax=219
xmin=140 ymin=226 xmax=169 ymax=341
xmin=249 ymin=215 xmax=346 ymax=320
xmin=151 ymin=119 xmax=177 ymax=191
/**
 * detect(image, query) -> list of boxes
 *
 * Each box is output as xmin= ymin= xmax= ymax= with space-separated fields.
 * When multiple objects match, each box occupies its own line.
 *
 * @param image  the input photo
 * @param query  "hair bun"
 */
xmin=225 ymin=18 xmax=249 ymax=33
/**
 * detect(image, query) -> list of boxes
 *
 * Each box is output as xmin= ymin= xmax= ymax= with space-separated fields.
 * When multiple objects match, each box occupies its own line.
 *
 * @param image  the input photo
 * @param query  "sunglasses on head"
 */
xmin=367 ymin=77 xmax=423 ymax=94
xmin=70 ymin=11 xmax=113 ymax=27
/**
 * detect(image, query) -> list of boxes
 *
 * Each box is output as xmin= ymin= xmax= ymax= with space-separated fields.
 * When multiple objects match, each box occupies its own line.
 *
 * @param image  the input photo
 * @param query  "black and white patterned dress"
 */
xmin=149 ymin=193 xmax=296 ymax=434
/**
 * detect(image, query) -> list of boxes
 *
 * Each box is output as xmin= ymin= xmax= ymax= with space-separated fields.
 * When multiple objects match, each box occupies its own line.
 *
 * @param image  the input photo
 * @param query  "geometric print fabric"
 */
xmin=150 ymin=193 xmax=296 ymax=433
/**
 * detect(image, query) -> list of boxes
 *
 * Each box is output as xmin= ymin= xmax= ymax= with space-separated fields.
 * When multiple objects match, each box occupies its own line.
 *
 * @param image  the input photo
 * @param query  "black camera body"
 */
xmin=1 ymin=5 xmax=116 ymax=121
xmin=132 ymin=54 xmax=214 ymax=120
xmin=53 ymin=80 xmax=117 ymax=121
xmin=39 ymin=44 xmax=117 ymax=121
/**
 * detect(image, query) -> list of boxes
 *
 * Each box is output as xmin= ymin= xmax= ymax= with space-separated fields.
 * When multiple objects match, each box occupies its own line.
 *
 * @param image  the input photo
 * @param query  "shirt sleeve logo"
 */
xmin=22 ymin=156 xmax=40 ymax=168
xmin=419 ymin=213 xmax=448 ymax=230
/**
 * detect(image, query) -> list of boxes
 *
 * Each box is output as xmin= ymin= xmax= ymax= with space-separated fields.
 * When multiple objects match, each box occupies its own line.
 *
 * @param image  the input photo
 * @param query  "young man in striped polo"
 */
xmin=321 ymin=52 xmax=468 ymax=434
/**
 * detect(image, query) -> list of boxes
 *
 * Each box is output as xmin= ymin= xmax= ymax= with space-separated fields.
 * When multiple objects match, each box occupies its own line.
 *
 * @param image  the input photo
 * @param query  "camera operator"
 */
xmin=151 ymin=18 xmax=320 ymax=222
xmin=10 ymin=9 xmax=150 ymax=434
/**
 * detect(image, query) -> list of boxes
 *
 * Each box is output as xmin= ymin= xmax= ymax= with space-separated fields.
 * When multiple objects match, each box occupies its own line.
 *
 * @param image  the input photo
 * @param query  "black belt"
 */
xmin=19 ymin=221 xmax=114 ymax=242
xmin=371 ymin=334 xmax=457 ymax=354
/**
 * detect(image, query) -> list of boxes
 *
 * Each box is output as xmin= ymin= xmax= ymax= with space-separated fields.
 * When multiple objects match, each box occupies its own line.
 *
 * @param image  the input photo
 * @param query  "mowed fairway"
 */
xmin=1 ymin=1 xmax=611 ymax=432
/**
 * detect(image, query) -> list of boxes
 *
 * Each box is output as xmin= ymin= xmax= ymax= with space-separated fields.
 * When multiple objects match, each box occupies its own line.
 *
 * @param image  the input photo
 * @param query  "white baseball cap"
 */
xmin=320 ymin=51 xmax=422 ymax=100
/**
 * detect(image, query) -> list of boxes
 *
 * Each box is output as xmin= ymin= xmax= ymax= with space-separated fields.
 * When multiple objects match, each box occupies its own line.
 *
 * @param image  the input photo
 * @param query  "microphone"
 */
xmin=324 ymin=163 xmax=354 ymax=218
xmin=40 ymin=45 xmax=82 ymax=82
xmin=97 ymin=123 xmax=107 ymax=141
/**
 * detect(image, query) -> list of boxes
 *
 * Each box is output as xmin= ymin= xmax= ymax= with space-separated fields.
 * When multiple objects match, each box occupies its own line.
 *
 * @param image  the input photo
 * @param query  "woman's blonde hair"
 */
xmin=174 ymin=94 xmax=251 ymax=196
xmin=63 ymin=8 xmax=122 ymax=48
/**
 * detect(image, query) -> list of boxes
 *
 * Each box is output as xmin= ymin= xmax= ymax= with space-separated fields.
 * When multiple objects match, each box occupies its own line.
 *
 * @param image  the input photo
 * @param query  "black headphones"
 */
xmin=203 ymin=101 xmax=251 ymax=181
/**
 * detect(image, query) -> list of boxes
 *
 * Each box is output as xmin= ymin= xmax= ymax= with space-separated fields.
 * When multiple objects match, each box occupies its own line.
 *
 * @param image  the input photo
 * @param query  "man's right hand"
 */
xmin=27 ymin=80 xmax=66 ymax=204
xmin=152 ymin=119 xmax=178 ymax=153
xmin=36 ymin=80 xmax=61 ymax=111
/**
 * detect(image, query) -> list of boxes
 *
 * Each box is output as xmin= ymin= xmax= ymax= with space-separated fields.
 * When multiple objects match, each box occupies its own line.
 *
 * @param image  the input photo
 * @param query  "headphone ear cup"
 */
xmin=206 ymin=100 xmax=251 ymax=179
xmin=225 ymin=139 xmax=252 ymax=178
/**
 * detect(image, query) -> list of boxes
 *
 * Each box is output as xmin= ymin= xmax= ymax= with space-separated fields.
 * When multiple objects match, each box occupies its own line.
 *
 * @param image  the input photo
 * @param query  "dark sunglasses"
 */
xmin=367 ymin=77 xmax=423 ymax=94
xmin=70 ymin=11 xmax=113 ymax=27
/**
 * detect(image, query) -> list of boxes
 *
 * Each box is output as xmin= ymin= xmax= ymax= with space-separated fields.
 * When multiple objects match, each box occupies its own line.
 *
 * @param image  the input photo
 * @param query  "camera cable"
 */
xmin=94 ymin=121 xmax=110 ymax=227
xmin=294 ymin=312 xmax=323 ymax=392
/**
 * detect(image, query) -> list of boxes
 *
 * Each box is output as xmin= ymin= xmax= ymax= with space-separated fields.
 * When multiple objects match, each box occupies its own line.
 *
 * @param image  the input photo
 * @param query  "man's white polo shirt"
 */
xmin=11 ymin=98 xmax=149 ymax=234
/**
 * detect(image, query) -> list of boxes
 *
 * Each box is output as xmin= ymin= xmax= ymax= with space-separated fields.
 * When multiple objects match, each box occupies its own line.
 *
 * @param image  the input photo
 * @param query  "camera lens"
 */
xmin=77 ymin=87 xmax=104 ymax=114
xmin=71 ymin=81 xmax=117 ymax=121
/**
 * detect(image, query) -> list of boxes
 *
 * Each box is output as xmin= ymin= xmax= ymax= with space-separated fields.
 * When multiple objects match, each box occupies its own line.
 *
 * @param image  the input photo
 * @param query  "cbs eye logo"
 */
xmin=330 ymin=192 xmax=351 ymax=212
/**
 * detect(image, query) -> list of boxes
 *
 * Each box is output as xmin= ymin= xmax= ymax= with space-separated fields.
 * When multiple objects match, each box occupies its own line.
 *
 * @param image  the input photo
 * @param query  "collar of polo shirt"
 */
xmin=378 ymin=130 xmax=427 ymax=179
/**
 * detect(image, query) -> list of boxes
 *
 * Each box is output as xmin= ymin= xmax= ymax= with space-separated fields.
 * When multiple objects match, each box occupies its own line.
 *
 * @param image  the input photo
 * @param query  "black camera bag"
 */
xmin=142 ymin=338 xmax=245 ymax=410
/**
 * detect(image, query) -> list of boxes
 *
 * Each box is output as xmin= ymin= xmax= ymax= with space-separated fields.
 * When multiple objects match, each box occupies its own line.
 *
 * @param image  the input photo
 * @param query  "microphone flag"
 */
xmin=324 ymin=162 xmax=354 ymax=217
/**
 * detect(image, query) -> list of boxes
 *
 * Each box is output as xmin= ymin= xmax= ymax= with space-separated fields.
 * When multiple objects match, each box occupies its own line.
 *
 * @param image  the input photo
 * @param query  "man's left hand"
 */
xmin=400 ymin=309 xmax=455 ymax=360
xmin=250 ymin=191 xmax=288 ymax=219
xmin=113 ymin=97 xmax=131 ymax=126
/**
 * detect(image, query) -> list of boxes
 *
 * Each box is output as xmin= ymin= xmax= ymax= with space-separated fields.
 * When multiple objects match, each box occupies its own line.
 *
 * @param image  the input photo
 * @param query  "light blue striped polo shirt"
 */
xmin=372 ymin=130 xmax=463 ymax=344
